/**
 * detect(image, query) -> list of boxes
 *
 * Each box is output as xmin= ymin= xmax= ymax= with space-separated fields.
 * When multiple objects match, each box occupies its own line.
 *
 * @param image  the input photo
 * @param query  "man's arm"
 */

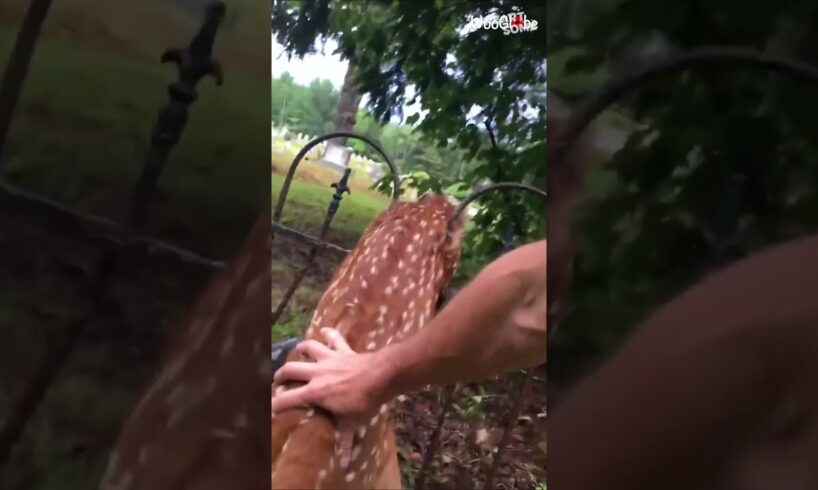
xmin=271 ymin=239 xmax=546 ymax=418
xmin=380 ymin=239 xmax=547 ymax=398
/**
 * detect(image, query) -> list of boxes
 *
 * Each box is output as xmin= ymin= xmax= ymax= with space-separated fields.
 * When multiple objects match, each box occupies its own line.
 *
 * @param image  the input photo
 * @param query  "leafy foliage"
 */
xmin=272 ymin=72 xmax=338 ymax=136
xmin=548 ymin=0 xmax=818 ymax=374
xmin=272 ymin=0 xmax=547 ymax=276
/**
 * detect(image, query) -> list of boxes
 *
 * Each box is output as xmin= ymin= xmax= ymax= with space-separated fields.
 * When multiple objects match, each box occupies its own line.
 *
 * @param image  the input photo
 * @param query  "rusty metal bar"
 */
xmin=415 ymin=383 xmax=458 ymax=490
xmin=0 ymin=181 xmax=224 ymax=270
xmin=271 ymin=167 xmax=352 ymax=325
xmin=449 ymin=182 xmax=547 ymax=231
xmin=271 ymin=221 xmax=350 ymax=258
xmin=482 ymin=369 xmax=536 ymax=490
xmin=0 ymin=0 xmax=54 ymax=169
xmin=272 ymin=131 xmax=401 ymax=224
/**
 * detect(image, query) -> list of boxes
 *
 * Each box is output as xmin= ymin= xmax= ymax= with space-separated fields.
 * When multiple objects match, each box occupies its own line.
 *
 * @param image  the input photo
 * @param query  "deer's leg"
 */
xmin=373 ymin=427 xmax=403 ymax=490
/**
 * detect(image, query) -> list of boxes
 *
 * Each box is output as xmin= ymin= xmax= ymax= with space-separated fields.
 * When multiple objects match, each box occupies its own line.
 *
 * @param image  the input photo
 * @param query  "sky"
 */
xmin=270 ymin=33 xmax=544 ymax=129
xmin=271 ymin=36 xmax=426 ymax=125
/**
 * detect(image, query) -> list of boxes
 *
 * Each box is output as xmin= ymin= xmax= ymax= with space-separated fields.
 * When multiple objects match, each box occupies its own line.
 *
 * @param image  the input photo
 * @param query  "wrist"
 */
xmin=369 ymin=340 xmax=418 ymax=403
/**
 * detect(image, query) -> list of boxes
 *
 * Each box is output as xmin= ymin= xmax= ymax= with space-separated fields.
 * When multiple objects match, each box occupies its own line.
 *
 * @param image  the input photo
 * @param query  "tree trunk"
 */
xmin=331 ymin=63 xmax=363 ymax=146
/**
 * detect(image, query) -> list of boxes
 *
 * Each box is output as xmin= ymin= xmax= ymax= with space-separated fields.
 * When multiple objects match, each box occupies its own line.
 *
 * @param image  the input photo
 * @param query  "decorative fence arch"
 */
xmin=271 ymin=132 xmax=401 ymax=325
xmin=270 ymin=135 xmax=547 ymax=489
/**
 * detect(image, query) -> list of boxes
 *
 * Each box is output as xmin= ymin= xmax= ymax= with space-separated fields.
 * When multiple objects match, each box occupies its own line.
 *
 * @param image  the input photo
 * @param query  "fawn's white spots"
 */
xmin=259 ymin=358 xmax=272 ymax=379
xmin=235 ymin=411 xmax=248 ymax=429
xmin=166 ymin=407 xmax=184 ymax=429
xmin=204 ymin=377 xmax=218 ymax=396
xmin=220 ymin=334 xmax=235 ymax=357
xmin=137 ymin=446 xmax=149 ymax=465
xmin=271 ymin=196 xmax=464 ymax=489
xmin=165 ymin=384 xmax=187 ymax=407
xmin=117 ymin=471 xmax=133 ymax=490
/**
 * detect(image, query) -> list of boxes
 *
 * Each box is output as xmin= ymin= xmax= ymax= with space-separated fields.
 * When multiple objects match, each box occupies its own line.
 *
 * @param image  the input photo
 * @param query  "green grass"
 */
xmin=272 ymin=164 xmax=390 ymax=245
xmin=270 ymin=151 xmax=390 ymax=341
xmin=0 ymin=20 xmax=268 ymax=257
xmin=271 ymin=259 xmax=325 ymax=341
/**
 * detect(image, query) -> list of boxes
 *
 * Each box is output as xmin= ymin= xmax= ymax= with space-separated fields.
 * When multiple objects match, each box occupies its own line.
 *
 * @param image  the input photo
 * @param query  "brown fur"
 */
xmin=99 ymin=214 xmax=272 ymax=490
xmin=271 ymin=194 xmax=465 ymax=490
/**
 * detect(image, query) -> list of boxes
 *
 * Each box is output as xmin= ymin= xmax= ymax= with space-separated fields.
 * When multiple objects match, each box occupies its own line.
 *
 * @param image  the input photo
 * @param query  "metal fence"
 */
xmin=270 ymin=130 xmax=547 ymax=489
xmin=0 ymin=0 xmax=229 ymax=469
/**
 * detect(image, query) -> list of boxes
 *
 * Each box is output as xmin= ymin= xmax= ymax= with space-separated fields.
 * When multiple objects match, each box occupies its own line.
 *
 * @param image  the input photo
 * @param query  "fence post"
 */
xmin=0 ymin=0 xmax=54 ymax=171
xmin=129 ymin=1 xmax=225 ymax=227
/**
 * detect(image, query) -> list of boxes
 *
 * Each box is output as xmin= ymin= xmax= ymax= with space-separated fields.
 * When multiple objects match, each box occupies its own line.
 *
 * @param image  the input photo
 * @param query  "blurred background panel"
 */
xmin=547 ymin=0 xmax=818 ymax=399
xmin=0 ymin=0 xmax=268 ymax=255
xmin=0 ymin=0 xmax=268 ymax=488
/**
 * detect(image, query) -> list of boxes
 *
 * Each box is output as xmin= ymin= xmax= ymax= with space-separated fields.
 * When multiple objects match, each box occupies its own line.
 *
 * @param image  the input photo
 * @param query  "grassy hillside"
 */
xmin=0 ymin=0 xmax=269 ymax=256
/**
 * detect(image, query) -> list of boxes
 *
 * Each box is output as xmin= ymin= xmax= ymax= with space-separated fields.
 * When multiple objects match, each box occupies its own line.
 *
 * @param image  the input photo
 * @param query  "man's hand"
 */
xmin=271 ymin=328 xmax=393 ymax=468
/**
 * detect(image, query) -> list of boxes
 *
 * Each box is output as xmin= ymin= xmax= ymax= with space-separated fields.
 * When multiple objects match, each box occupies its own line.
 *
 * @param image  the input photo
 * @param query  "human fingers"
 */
xmin=272 ymin=361 xmax=318 ymax=386
xmin=294 ymin=339 xmax=336 ymax=361
xmin=270 ymin=384 xmax=312 ymax=415
xmin=321 ymin=327 xmax=355 ymax=354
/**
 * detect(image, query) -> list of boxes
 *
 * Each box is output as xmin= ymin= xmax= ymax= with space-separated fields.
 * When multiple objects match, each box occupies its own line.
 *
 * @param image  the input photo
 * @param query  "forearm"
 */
xmin=375 ymin=241 xmax=547 ymax=399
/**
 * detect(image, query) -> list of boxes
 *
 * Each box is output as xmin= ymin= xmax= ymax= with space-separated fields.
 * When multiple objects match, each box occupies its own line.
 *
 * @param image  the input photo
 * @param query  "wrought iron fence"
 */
xmin=269 ymin=130 xmax=547 ymax=489
xmin=0 ymin=0 xmax=229 ymax=469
